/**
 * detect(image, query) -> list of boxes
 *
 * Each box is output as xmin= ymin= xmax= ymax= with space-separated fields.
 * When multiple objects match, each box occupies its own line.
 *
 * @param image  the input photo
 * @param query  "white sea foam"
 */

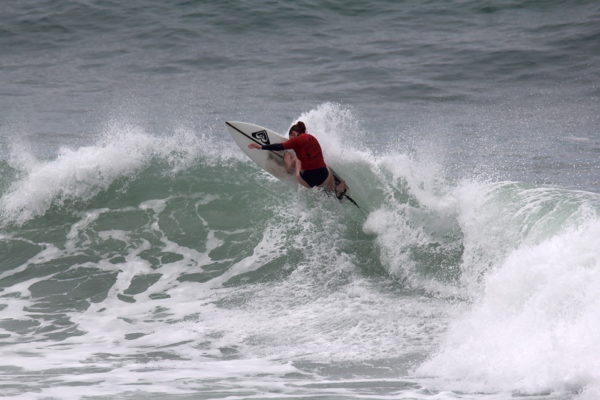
xmin=348 ymin=120 xmax=600 ymax=397
xmin=296 ymin=102 xmax=372 ymax=165
xmin=0 ymin=124 xmax=230 ymax=223
xmin=418 ymin=191 xmax=600 ymax=397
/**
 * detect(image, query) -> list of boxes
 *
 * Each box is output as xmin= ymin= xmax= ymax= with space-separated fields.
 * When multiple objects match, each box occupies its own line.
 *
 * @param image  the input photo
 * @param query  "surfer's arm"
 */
xmin=248 ymin=136 xmax=300 ymax=151
xmin=260 ymin=143 xmax=285 ymax=151
xmin=247 ymin=143 xmax=285 ymax=151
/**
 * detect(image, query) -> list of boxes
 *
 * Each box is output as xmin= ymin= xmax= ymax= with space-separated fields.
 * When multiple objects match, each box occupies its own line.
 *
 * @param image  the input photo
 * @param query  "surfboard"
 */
xmin=225 ymin=121 xmax=359 ymax=208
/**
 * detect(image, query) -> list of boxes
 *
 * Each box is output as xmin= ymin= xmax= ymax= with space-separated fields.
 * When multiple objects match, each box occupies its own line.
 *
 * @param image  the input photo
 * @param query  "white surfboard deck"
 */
xmin=225 ymin=121 xmax=297 ymax=186
xmin=225 ymin=121 xmax=356 ymax=206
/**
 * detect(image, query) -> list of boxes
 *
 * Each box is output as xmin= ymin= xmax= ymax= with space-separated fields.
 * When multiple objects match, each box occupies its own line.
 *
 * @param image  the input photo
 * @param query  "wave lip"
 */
xmin=0 ymin=126 xmax=202 ymax=224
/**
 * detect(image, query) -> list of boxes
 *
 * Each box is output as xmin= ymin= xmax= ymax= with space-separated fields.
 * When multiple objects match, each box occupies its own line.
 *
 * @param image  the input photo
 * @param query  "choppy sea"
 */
xmin=1 ymin=1 xmax=599 ymax=399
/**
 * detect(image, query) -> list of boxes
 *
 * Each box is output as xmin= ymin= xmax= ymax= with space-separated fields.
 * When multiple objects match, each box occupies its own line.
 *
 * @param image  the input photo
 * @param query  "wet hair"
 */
xmin=288 ymin=121 xmax=306 ymax=136
xmin=295 ymin=121 xmax=307 ymax=133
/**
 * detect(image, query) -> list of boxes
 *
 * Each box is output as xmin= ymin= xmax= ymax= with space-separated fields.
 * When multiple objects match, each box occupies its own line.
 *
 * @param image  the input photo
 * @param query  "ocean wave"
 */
xmin=0 ymin=124 xmax=226 ymax=224
xmin=1 ymin=104 xmax=599 ymax=398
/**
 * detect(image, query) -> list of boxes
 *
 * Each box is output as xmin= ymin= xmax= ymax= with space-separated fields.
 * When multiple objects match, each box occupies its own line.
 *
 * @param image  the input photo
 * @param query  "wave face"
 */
xmin=0 ymin=104 xmax=599 ymax=399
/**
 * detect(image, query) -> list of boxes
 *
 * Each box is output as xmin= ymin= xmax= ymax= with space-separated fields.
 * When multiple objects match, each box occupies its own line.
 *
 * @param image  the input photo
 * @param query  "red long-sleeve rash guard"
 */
xmin=261 ymin=133 xmax=326 ymax=171
xmin=282 ymin=134 xmax=326 ymax=170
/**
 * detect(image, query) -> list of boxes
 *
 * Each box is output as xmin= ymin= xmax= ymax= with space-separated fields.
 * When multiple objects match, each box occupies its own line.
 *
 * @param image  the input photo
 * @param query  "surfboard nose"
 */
xmin=225 ymin=121 xmax=241 ymax=129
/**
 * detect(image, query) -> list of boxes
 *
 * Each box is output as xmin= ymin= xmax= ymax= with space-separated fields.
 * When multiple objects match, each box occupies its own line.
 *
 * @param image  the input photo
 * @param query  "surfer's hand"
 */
xmin=248 ymin=143 xmax=261 ymax=149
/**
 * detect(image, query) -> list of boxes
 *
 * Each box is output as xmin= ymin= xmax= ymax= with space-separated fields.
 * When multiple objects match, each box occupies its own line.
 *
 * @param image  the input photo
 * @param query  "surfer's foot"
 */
xmin=335 ymin=180 xmax=347 ymax=199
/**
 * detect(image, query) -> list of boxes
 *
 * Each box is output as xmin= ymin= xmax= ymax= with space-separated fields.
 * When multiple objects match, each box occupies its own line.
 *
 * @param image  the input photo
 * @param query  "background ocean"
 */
xmin=1 ymin=1 xmax=599 ymax=399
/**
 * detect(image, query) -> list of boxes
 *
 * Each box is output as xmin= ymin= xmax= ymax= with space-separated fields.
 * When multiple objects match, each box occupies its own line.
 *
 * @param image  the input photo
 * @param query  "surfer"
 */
xmin=248 ymin=121 xmax=346 ymax=197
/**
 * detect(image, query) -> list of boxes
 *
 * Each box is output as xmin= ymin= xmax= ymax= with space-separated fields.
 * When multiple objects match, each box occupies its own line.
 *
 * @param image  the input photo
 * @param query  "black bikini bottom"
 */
xmin=300 ymin=167 xmax=329 ymax=187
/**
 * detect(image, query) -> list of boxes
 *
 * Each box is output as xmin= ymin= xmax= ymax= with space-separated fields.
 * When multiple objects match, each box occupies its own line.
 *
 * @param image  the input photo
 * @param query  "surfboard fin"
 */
xmin=342 ymin=193 xmax=361 ymax=209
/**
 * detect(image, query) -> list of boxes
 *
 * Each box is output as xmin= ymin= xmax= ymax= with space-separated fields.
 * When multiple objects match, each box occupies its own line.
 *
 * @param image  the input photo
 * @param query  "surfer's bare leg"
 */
xmin=318 ymin=169 xmax=346 ymax=199
xmin=335 ymin=179 xmax=347 ymax=198
xmin=294 ymin=160 xmax=311 ymax=188
xmin=284 ymin=151 xmax=296 ymax=174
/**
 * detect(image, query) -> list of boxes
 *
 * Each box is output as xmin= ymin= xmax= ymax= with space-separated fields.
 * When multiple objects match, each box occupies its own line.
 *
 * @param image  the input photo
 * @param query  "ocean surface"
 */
xmin=1 ymin=1 xmax=600 ymax=399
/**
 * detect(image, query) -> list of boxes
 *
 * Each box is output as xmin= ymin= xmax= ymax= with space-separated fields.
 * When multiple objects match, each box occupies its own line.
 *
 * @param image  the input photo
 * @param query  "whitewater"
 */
xmin=0 ymin=104 xmax=598 ymax=399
